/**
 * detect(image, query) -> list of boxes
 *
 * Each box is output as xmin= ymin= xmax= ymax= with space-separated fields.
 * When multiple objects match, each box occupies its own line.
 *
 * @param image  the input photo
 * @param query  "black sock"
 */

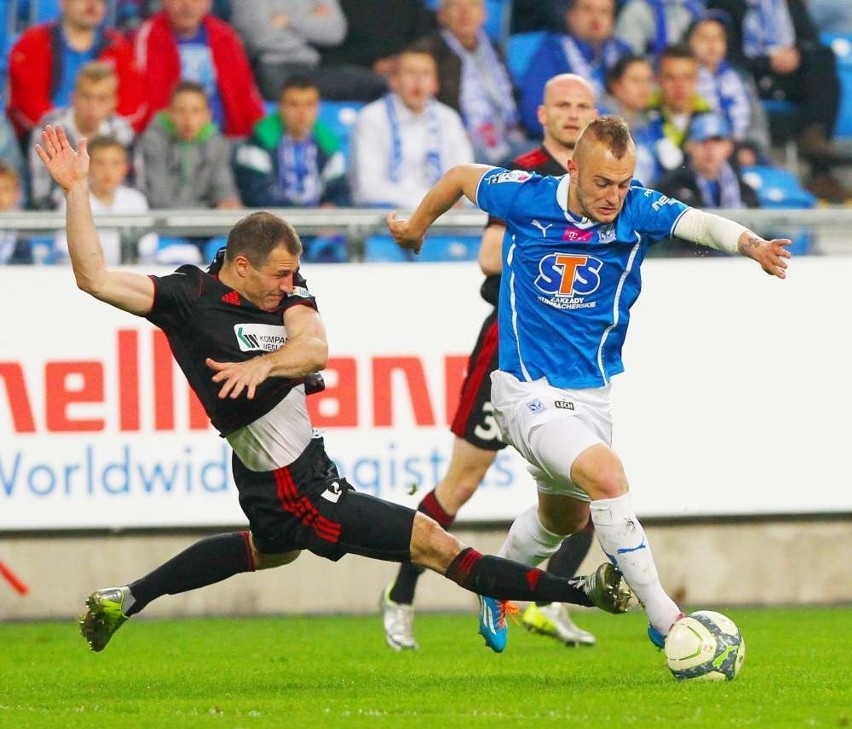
xmin=445 ymin=547 xmax=593 ymax=607
xmin=537 ymin=525 xmax=595 ymax=606
xmin=389 ymin=489 xmax=455 ymax=605
xmin=127 ymin=532 xmax=255 ymax=615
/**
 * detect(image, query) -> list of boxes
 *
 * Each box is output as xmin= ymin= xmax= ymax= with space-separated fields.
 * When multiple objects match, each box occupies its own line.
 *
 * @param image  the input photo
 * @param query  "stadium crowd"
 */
xmin=1 ymin=0 xmax=851 ymax=265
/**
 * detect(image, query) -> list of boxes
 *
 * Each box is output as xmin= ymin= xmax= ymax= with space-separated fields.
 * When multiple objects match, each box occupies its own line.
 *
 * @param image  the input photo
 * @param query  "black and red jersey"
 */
xmin=145 ymin=264 xmax=318 ymax=436
xmin=480 ymin=145 xmax=568 ymax=305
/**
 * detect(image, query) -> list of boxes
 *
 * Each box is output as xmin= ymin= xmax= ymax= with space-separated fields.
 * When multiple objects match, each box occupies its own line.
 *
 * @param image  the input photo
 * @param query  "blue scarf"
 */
xmin=384 ymin=94 xmax=442 ymax=185
xmin=649 ymin=0 xmax=705 ymax=57
xmin=742 ymin=0 xmax=795 ymax=57
xmin=696 ymin=161 xmax=744 ymax=209
xmin=441 ymin=29 xmax=518 ymax=164
xmin=276 ymin=136 xmax=321 ymax=206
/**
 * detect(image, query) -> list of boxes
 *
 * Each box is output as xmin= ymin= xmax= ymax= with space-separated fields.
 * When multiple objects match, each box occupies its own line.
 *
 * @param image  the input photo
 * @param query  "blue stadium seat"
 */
xmin=741 ymin=165 xmax=816 ymax=255
xmin=303 ymin=235 xmax=349 ymax=263
xmin=363 ymin=234 xmax=417 ymax=262
xmin=17 ymin=0 xmax=61 ymax=24
xmin=317 ymin=100 xmax=364 ymax=166
xmin=506 ymin=31 xmax=546 ymax=85
xmin=202 ymin=235 xmax=228 ymax=265
xmin=741 ymin=165 xmax=816 ymax=209
xmin=822 ymin=33 xmax=852 ymax=139
xmin=417 ymin=233 xmax=480 ymax=262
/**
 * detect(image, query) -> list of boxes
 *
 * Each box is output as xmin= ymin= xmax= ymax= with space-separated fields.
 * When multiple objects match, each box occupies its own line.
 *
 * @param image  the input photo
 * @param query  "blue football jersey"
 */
xmin=475 ymin=167 xmax=689 ymax=388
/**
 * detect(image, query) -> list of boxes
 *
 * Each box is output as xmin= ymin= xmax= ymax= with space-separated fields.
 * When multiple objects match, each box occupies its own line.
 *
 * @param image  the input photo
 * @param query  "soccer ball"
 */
xmin=664 ymin=610 xmax=746 ymax=681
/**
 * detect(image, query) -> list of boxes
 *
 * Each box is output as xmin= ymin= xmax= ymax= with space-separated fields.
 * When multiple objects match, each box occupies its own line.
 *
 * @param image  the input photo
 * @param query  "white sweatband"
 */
xmin=672 ymin=208 xmax=748 ymax=255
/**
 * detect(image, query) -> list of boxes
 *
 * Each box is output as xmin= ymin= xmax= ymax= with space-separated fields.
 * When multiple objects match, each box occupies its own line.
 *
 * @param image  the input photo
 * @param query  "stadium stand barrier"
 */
xmin=3 ymin=207 xmax=852 ymax=262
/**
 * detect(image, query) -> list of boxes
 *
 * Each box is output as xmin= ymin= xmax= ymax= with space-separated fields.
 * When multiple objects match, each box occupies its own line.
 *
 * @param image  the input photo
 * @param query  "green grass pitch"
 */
xmin=0 ymin=606 xmax=849 ymax=729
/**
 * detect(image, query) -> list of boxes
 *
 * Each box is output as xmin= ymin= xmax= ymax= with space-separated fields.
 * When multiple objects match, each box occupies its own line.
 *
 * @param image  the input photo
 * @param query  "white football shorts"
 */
xmin=490 ymin=370 xmax=614 ymax=500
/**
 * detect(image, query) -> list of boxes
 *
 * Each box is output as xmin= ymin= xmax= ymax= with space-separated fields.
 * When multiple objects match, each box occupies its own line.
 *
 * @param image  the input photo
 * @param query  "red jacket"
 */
xmin=7 ymin=23 xmax=146 ymax=136
xmin=133 ymin=13 xmax=264 ymax=137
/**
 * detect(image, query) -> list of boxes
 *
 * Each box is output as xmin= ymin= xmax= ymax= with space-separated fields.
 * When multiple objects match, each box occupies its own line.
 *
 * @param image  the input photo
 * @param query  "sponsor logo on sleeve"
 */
xmin=488 ymin=170 xmax=532 ymax=185
xmin=291 ymin=286 xmax=311 ymax=299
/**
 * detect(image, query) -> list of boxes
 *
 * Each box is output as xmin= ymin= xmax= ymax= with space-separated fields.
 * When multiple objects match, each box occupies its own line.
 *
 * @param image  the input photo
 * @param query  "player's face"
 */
xmin=610 ymin=60 xmax=655 ymax=113
xmin=73 ymin=77 xmax=118 ymax=131
xmin=88 ymin=146 xmax=130 ymax=196
xmin=566 ymin=0 xmax=615 ymax=44
xmin=658 ymin=57 xmax=698 ymax=114
xmin=689 ymin=20 xmax=727 ymax=70
xmin=538 ymin=79 xmax=597 ymax=151
xmin=241 ymin=246 xmax=301 ymax=311
xmin=392 ymin=52 xmax=439 ymax=112
xmin=568 ymin=140 xmax=635 ymax=223
xmin=169 ymin=90 xmax=211 ymax=141
xmin=279 ymin=86 xmax=320 ymax=140
xmin=162 ymin=0 xmax=211 ymax=35
xmin=61 ymin=0 xmax=106 ymax=30
xmin=440 ymin=0 xmax=486 ymax=47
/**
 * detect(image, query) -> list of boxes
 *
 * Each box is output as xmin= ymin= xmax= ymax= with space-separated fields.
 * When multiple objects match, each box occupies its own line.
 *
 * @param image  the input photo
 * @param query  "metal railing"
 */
xmin=2 ymin=206 xmax=852 ymax=261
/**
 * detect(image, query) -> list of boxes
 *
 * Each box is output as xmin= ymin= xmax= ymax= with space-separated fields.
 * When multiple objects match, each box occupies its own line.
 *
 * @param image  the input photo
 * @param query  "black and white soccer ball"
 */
xmin=664 ymin=610 xmax=746 ymax=681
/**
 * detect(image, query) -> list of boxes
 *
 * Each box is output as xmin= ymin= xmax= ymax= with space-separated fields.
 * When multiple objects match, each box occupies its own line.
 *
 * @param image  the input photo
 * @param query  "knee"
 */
xmin=571 ymin=448 xmax=628 ymax=501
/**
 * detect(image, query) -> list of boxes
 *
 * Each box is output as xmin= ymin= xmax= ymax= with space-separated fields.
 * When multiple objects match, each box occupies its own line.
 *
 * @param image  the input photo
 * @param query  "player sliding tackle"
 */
xmin=36 ymin=125 xmax=633 ymax=653
xmin=387 ymin=115 xmax=790 ymax=652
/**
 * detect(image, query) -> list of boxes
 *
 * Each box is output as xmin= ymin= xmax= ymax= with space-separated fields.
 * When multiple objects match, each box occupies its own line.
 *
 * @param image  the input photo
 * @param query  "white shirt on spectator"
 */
xmin=55 ymin=186 xmax=158 ymax=265
xmin=350 ymin=93 xmax=474 ymax=210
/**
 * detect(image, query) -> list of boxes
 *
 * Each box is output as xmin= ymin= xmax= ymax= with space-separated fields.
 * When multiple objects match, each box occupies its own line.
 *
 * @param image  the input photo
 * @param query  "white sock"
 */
xmin=497 ymin=505 xmax=565 ymax=566
xmin=590 ymin=494 xmax=681 ymax=635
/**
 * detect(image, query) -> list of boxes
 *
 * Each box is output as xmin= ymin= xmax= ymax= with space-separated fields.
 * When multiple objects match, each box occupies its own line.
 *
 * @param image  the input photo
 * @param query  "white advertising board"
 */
xmin=1 ymin=257 xmax=850 ymax=530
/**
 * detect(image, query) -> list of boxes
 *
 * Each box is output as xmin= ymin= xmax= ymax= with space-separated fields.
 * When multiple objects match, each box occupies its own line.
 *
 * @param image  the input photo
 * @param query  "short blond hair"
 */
xmin=75 ymin=61 xmax=118 ymax=90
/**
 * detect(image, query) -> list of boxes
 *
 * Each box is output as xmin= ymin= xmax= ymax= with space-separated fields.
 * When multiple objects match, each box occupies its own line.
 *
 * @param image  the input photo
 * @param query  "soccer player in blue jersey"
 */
xmin=381 ymin=73 xmax=602 ymax=652
xmin=387 ymin=115 xmax=791 ymax=652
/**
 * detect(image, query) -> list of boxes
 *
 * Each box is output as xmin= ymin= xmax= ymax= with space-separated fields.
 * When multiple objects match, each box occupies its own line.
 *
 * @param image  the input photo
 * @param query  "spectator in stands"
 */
xmin=319 ymin=0 xmax=437 ymax=94
xmin=133 ymin=0 xmax=265 ymax=137
xmin=350 ymin=44 xmax=473 ymax=209
xmin=7 ymin=0 xmax=146 ymax=137
xmin=419 ymin=0 xmax=526 ymax=165
xmin=139 ymin=81 xmax=241 ymax=210
xmin=55 ymin=136 xmax=158 ymax=265
xmin=656 ymin=111 xmax=759 ymax=255
xmin=231 ymin=1 xmax=379 ymax=103
xmin=614 ymin=0 xmax=704 ymax=58
xmin=600 ymin=54 xmax=659 ymax=184
xmin=645 ymin=44 xmax=713 ymax=183
xmin=0 ymin=163 xmax=31 ymax=265
xmin=29 ymin=62 xmax=136 ymax=210
xmin=706 ymin=0 xmax=852 ymax=202
xmin=518 ymin=0 xmax=631 ymax=138
xmin=233 ymin=75 xmax=350 ymax=208
xmin=686 ymin=11 xmax=771 ymax=159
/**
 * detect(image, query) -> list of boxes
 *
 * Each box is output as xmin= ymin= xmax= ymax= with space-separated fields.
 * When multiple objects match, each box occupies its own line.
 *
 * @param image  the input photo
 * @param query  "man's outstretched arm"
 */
xmin=35 ymin=126 xmax=155 ymax=315
xmin=673 ymin=208 xmax=792 ymax=279
xmin=386 ymin=164 xmax=493 ymax=253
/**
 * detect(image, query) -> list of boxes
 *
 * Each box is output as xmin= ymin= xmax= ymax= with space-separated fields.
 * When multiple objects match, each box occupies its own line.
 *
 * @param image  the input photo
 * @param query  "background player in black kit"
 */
xmin=35 ymin=125 xmax=632 ymax=653
xmin=381 ymin=74 xmax=603 ymax=652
